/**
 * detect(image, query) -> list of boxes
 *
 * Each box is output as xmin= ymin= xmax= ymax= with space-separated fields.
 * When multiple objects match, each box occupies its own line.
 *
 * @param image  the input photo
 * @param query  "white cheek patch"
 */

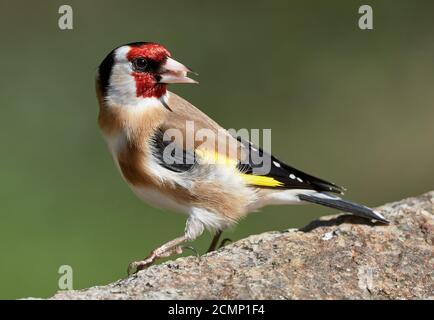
xmin=106 ymin=62 xmax=137 ymax=105
xmin=104 ymin=46 xmax=137 ymax=107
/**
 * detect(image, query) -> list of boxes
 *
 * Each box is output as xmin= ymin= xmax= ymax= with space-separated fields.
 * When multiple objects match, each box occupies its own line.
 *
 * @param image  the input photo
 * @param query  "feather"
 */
xmin=298 ymin=193 xmax=389 ymax=223
xmin=234 ymin=136 xmax=345 ymax=193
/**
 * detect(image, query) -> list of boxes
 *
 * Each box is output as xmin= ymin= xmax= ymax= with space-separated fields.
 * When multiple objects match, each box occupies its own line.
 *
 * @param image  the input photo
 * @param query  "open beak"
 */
xmin=158 ymin=57 xmax=198 ymax=84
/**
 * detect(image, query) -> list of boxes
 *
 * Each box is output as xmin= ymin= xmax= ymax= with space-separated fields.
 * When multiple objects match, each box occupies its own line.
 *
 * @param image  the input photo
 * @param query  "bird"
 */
xmin=95 ymin=42 xmax=388 ymax=274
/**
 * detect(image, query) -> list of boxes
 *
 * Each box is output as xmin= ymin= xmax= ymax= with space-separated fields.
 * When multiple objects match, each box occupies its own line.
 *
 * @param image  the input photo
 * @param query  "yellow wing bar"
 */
xmin=239 ymin=174 xmax=284 ymax=187
xmin=195 ymin=148 xmax=238 ymax=167
xmin=195 ymin=148 xmax=283 ymax=188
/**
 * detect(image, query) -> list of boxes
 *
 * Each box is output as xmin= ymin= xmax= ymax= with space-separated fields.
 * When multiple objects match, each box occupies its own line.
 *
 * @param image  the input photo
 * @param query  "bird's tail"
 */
xmin=298 ymin=193 xmax=389 ymax=224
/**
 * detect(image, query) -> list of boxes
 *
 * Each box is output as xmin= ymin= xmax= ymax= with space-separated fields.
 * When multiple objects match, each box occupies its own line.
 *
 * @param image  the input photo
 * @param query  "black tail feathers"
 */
xmin=298 ymin=193 xmax=389 ymax=224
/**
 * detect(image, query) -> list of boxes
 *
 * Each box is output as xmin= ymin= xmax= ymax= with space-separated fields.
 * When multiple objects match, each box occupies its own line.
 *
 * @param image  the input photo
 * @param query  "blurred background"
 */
xmin=0 ymin=0 xmax=433 ymax=299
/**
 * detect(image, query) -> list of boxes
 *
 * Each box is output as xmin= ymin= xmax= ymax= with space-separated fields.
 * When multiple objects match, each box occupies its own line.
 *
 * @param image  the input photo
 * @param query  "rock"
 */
xmin=51 ymin=192 xmax=434 ymax=300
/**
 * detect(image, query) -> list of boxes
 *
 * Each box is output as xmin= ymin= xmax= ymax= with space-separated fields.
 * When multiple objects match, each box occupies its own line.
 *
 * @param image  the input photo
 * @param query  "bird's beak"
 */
xmin=158 ymin=57 xmax=198 ymax=84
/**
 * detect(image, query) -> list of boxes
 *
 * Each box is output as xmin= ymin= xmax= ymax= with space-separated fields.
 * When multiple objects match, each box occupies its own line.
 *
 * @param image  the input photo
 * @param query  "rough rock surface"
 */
xmin=51 ymin=192 xmax=434 ymax=299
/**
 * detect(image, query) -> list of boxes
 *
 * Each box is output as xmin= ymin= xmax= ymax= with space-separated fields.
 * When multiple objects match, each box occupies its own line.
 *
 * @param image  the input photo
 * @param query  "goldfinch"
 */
xmin=96 ymin=42 xmax=388 ymax=274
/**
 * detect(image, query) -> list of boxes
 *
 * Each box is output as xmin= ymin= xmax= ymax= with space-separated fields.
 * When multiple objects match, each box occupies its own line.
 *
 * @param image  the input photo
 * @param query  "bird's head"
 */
xmin=97 ymin=42 xmax=197 ymax=107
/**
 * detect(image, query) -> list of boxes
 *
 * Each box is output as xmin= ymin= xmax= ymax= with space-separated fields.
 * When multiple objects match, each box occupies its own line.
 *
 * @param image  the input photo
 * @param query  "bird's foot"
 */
xmin=180 ymin=245 xmax=200 ymax=257
xmin=127 ymin=245 xmax=184 ymax=275
xmin=206 ymin=237 xmax=233 ymax=253
xmin=219 ymin=238 xmax=232 ymax=249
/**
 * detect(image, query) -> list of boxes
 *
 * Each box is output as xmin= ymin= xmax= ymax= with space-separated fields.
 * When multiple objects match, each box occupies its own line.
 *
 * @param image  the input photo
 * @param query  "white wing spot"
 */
xmin=289 ymin=174 xmax=296 ymax=179
xmin=297 ymin=177 xmax=303 ymax=183
xmin=273 ymin=161 xmax=281 ymax=168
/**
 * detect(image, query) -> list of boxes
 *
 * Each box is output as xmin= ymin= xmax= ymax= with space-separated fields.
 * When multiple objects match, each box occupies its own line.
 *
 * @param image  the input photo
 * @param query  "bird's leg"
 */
xmin=128 ymin=216 xmax=205 ymax=275
xmin=128 ymin=235 xmax=187 ymax=275
xmin=207 ymin=231 xmax=233 ymax=252
xmin=219 ymin=238 xmax=233 ymax=248
xmin=206 ymin=230 xmax=222 ymax=253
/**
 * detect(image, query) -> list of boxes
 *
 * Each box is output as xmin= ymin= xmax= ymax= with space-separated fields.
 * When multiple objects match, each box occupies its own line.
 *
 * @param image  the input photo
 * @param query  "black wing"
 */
xmin=150 ymin=129 xmax=196 ymax=173
xmin=151 ymin=129 xmax=344 ymax=195
xmin=235 ymin=136 xmax=345 ymax=194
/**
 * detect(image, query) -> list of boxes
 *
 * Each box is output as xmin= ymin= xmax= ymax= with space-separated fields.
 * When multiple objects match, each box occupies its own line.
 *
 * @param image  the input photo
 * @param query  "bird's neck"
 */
xmin=98 ymin=95 xmax=167 ymax=141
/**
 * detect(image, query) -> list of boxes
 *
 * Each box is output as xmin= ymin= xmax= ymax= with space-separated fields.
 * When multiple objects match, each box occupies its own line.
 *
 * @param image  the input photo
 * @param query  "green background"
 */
xmin=0 ymin=1 xmax=433 ymax=299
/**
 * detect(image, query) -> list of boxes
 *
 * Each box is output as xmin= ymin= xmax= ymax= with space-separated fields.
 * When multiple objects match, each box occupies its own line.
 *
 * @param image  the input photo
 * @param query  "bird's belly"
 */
xmin=129 ymin=184 xmax=190 ymax=214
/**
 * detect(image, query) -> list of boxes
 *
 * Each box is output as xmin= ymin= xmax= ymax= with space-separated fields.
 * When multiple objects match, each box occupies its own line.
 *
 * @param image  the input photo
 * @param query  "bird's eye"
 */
xmin=132 ymin=58 xmax=148 ymax=72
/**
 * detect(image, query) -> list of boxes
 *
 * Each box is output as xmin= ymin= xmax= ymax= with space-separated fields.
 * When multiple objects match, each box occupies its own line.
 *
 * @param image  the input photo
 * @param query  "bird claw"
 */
xmin=127 ymin=258 xmax=154 ymax=276
xmin=127 ymin=245 xmax=190 ymax=276
xmin=180 ymin=245 xmax=200 ymax=257
xmin=127 ymin=251 xmax=159 ymax=275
